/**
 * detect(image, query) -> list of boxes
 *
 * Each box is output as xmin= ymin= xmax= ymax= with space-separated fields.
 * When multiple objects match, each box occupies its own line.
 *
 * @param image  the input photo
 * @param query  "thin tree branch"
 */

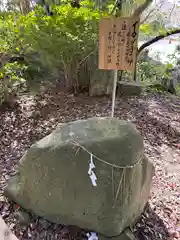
xmin=110 ymin=0 xmax=119 ymax=15
xmin=140 ymin=8 xmax=154 ymax=24
xmin=131 ymin=0 xmax=153 ymax=82
xmin=169 ymin=3 xmax=176 ymax=20
xmin=132 ymin=0 xmax=153 ymax=17
xmin=140 ymin=1 xmax=164 ymax=24
xmin=138 ymin=28 xmax=180 ymax=55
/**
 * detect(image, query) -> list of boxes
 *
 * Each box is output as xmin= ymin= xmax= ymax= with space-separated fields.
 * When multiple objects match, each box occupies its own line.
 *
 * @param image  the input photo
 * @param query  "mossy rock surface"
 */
xmin=117 ymin=81 xmax=142 ymax=96
xmin=4 ymin=117 xmax=154 ymax=237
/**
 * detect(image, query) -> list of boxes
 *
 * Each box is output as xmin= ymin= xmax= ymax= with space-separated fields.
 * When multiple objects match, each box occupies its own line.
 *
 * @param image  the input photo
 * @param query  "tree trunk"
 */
xmin=18 ymin=0 xmax=31 ymax=14
xmin=64 ymin=59 xmax=90 ymax=93
xmin=77 ymin=61 xmax=90 ymax=93
xmin=64 ymin=62 xmax=75 ymax=92
xmin=87 ymin=52 xmax=114 ymax=96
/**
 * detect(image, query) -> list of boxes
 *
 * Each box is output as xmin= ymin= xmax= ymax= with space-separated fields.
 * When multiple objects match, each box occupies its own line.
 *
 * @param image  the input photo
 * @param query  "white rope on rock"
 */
xmin=88 ymin=154 xmax=97 ymax=187
xmin=72 ymin=140 xmax=143 ymax=207
xmin=72 ymin=140 xmax=142 ymax=169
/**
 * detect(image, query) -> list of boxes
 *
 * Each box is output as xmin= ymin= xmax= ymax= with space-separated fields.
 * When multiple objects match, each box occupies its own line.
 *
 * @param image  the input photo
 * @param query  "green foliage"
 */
xmin=17 ymin=2 xmax=102 ymax=71
xmin=138 ymin=61 xmax=172 ymax=83
xmin=0 ymin=62 xmax=27 ymax=104
xmin=140 ymin=21 xmax=166 ymax=38
xmin=0 ymin=0 xmax=106 ymax=101
xmin=136 ymin=50 xmax=176 ymax=94
xmin=0 ymin=13 xmax=27 ymax=103
xmin=138 ymin=55 xmax=165 ymax=83
xmin=0 ymin=0 xmax=179 ymax=101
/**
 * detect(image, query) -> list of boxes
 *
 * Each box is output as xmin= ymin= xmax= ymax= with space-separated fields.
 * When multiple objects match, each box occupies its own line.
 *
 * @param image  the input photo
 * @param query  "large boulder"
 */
xmin=4 ymin=117 xmax=154 ymax=237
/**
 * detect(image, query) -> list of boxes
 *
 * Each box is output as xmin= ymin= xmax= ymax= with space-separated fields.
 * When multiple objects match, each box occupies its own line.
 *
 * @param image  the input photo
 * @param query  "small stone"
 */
xmin=0 ymin=196 xmax=5 ymax=202
xmin=14 ymin=211 xmax=30 ymax=226
xmin=169 ymin=231 xmax=180 ymax=239
xmin=120 ymin=229 xmax=136 ymax=240
xmin=99 ymin=229 xmax=136 ymax=240
xmin=4 ymin=229 xmax=10 ymax=236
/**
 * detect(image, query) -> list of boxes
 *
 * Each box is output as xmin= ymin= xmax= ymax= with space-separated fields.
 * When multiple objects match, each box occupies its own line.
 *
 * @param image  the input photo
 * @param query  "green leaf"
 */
xmin=166 ymin=63 xmax=173 ymax=69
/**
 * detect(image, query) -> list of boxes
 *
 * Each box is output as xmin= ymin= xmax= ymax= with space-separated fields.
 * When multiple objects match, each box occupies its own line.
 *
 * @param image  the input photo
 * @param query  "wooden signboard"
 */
xmin=99 ymin=16 xmax=140 ymax=71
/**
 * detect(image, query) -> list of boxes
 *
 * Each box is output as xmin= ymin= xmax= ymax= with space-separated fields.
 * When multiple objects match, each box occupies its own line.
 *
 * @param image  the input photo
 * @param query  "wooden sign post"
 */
xmin=99 ymin=16 xmax=140 ymax=71
xmin=98 ymin=16 xmax=140 ymax=117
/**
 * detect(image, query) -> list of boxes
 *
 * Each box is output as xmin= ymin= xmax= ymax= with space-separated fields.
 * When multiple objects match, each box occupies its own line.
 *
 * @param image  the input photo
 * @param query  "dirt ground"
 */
xmin=0 ymin=88 xmax=180 ymax=240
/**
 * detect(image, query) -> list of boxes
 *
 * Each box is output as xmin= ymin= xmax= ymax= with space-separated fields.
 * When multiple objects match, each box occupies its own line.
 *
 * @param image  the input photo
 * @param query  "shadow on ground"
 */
xmin=134 ymin=203 xmax=169 ymax=240
xmin=2 ymin=200 xmax=169 ymax=240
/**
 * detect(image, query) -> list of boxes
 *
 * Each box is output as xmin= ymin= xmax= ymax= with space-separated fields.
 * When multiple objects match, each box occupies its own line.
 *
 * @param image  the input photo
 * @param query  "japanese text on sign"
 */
xmin=99 ymin=17 xmax=140 ymax=71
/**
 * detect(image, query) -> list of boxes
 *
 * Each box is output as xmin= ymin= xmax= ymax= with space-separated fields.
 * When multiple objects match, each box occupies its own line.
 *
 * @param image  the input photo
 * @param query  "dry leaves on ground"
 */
xmin=0 ymin=89 xmax=180 ymax=240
